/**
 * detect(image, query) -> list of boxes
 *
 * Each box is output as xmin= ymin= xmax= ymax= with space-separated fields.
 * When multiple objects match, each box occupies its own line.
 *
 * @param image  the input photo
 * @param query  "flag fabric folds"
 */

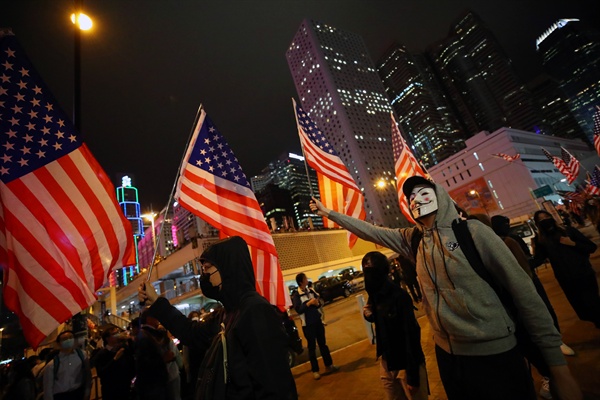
xmin=593 ymin=106 xmax=600 ymax=157
xmin=390 ymin=113 xmax=429 ymax=224
xmin=292 ymin=99 xmax=366 ymax=248
xmin=542 ymin=148 xmax=579 ymax=185
xmin=174 ymin=109 xmax=290 ymax=309
xmin=587 ymin=166 xmax=600 ymax=196
xmin=0 ymin=33 xmax=135 ymax=348
xmin=491 ymin=153 xmax=521 ymax=162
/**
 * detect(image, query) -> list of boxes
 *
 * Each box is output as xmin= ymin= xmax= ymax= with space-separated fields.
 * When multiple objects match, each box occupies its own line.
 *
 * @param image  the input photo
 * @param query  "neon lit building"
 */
xmin=115 ymin=175 xmax=144 ymax=286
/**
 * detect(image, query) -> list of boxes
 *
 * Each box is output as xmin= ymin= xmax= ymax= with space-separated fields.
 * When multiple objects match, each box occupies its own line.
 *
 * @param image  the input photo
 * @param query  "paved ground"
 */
xmin=291 ymin=223 xmax=600 ymax=399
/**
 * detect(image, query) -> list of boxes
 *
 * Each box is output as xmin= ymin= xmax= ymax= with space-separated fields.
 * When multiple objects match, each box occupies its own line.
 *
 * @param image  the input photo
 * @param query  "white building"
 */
xmin=428 ymin=127 xmax=596 ymax=219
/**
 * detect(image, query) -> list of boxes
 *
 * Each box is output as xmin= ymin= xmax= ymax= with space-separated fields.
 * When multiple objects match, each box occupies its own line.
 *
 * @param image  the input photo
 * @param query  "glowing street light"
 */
xmin=468 ymin=189 xmax=489 ymax=216
xmin=141 ymin=212 xmax=158 ymax=250
xmin=70 ymin=13 xmax=93 ymax=30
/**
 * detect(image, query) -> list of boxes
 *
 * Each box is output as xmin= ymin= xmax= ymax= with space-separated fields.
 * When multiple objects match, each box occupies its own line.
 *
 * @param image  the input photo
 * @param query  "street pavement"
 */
xmin=291 ymin=223 xmax=600 ymax=399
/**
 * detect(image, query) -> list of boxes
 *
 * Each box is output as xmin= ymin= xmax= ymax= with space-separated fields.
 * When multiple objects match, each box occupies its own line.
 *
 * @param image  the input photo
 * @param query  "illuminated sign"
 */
xmin=122 ymin=175 xmax=132 ymax=188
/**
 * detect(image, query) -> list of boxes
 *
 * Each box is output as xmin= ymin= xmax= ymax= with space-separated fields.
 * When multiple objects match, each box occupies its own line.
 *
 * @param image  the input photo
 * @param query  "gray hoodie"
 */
xmin=328 ymin=182 xmax=565 ymax=366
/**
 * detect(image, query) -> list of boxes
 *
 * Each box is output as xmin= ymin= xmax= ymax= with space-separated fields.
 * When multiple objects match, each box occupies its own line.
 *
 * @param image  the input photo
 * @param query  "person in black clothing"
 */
xmin=91 ymin=325 xmax=135 ymax=400
xmin=396 ymin=255 xmax=422 ymax=303
xmin=134 ymin=311 xmax=171 ymax=400
xmin=291 ymin=272 xmax=339 ymax=380
xmin=362 ymin=251 xmax=428 ymax=400
xmin=139 ymin=236 xmax=297 ymax=400
xmin=533 ymin=210 xmax=600 ymax=329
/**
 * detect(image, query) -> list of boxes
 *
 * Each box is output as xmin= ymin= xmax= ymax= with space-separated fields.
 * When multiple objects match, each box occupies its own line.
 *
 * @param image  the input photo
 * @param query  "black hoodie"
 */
xmin=150 ymin=236 xmax=297 ymax=400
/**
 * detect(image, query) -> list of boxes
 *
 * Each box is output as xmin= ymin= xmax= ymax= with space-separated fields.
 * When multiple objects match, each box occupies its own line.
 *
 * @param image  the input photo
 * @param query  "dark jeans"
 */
xmin=302 ymin=322 xmax=333 ymax=372
xmin=54 ymin=386 xmax=85 ymax=400
xmin=435 ymin=345 xmax=535 ymax=400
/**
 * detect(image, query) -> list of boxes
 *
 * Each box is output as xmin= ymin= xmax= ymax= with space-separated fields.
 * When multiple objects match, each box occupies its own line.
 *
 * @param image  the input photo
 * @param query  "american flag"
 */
xmin=491 ymin=153 xmax=521 ymax=162
xmin=293 ymin=99 xmax=365 ymax=248
xmin=593 ymin=106 xmax=600 ymax=157
xmin=174 ymin=109 xmax=290 ymax=309
xmin=587 ymin=166 xmax=600 ymax=196
xmin=542 ymin=148 xmax=575 ymax=185
xmin=0 ymin=33 xmax=135 ymax=348
xmin=390 ymin=113 xmax=429 ymax=224
xmin=561 ymin=147 xmax=580 ymax=184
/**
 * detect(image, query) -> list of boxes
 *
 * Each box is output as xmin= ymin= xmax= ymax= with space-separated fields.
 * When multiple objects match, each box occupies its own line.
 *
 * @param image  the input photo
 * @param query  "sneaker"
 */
xmin=326 ymin=365 xmax=340 ymax=373
xmin=313 ymin=372 xmax=321 ymax=380
xmin=560 ymin=343 xmax=575 ymax=356
xmin=540 ymin=376 xmax=552 ymax=399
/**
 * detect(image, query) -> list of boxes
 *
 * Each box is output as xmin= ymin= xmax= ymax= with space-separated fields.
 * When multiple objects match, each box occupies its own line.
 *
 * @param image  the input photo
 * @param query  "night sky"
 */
xmin=1 ymin=1 xmax=599 ymax=213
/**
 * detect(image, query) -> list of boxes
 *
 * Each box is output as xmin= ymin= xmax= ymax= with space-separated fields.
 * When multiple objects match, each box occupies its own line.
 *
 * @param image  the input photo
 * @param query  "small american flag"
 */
xmin=174 ymin=109 xmax=290 ymax=309
xmin=293 ymin=99 xmax=365 ymax=248
xmin=561 ymin=147 xmax=580 ymax=184
xmin=542 ymin=148 xmax=575 ymax=184
xmin=491 ymin=153 xmax=521 ymax=162
xmin=0 ymin=32 xmax=135 ymax=348
xmin=593 ymin=106 xmax=600 ymax=157
xmin=391 ymin=113 xmax=429 ymax=224
xmin=587 ymin=167 xmax=600 ymax=196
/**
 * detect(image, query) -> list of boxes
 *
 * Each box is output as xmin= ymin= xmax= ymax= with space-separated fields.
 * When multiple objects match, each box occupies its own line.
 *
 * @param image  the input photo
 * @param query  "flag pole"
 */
xmin=144 ymin=103 xmax=204 ymax=283
xmin=292 ymin=99 xmax=315 ymax=198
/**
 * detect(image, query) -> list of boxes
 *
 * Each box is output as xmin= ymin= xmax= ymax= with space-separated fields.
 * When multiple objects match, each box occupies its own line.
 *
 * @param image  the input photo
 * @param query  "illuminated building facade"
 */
xmin=287 ymin=20 xmax=406 ymax=227
xmin=428 ymin=12 xmax=542 ymax=136
xmin=115 ymin=175 xmax=144 ymax=286
xmin=377 ymin=44 xmax=466 ymax=168
xmin=536 ymin=19 xmax=600 ymax=142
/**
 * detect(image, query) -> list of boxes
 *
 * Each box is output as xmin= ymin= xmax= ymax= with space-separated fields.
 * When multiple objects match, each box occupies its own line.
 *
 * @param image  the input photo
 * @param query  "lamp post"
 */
xmin=142 ymin=212 xmax=158 ymax=253
xmin=469 ymin=189 xmax=489 ymax=217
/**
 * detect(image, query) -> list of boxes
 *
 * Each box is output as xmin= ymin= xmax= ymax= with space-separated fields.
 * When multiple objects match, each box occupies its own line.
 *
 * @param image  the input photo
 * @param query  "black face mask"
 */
xmin=364 ymin=267 xmax=387 ymax=296
xmin=538 ymin=218 xmax=557 ymax=234
xmin=200 ymin=270 xmax=222 ymax=300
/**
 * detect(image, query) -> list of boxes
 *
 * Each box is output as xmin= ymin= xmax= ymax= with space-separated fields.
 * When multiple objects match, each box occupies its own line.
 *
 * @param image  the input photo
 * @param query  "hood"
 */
xmin=403 ymin=181 xmax=459 ymax=229
xmin=200 ymin=236 xmax=256 ymax=309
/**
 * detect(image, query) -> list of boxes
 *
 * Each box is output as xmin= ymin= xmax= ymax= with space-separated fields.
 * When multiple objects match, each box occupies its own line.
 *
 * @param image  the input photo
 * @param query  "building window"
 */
xmin=473 ymin=152 xmax=479 ymax=160
xmin=478 ymin=163 xmax=484 ymax=171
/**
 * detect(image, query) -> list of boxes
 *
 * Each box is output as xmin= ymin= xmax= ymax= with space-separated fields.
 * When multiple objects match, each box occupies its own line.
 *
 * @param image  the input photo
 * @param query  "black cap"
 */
xmin=402 ymin=176 xmax=434 ymax=198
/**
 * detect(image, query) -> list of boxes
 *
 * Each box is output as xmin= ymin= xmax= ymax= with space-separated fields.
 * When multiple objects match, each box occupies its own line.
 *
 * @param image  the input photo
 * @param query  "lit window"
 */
xmin=479 ymin=163 xmax=484 ymax=171
xmin=473 ymin=152 xmax=479 ymax=160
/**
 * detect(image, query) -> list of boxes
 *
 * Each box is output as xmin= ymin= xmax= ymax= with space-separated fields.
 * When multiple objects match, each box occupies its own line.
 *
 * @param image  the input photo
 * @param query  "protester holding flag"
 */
xmin=310 ymin=176 xmax=581 ymax=400
xmin=592 ymin=106 xmax=600 ymax=157
xmin=0 ymin=32 xmax=135 ymax=349
xmin=139 ymin=236 xmax=298 ymax=400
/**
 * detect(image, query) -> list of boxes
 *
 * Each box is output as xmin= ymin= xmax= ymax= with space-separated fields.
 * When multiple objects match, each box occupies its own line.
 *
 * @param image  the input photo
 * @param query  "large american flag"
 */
xmin=293 ymin=99 xmax=365 ymax=248
xmin=593 ymin=106 xmax=600 ymax=157
xmin=0 ymin=33 xmax=135 ymax=348
xmin=561 ymin=147 xmax=580 ymax=184
xmin=174 ymin=109 xmax=290 ymax=309
xmin=390 ymin=113 xmax=429 ymax=224
xmin=491 ymin=153 xmax=521 ymax=162
xmin=542 ymin=148 xmax=577 ymax=185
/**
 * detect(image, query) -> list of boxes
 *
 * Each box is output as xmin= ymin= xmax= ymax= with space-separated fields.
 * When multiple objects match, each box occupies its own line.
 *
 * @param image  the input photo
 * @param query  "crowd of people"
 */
xmin=4 ymin=175 xmax=600 ymax=400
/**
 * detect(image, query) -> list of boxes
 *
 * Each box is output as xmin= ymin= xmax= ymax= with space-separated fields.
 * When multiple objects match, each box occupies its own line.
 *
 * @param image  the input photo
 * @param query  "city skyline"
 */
xmin=2 ymin=1 xmax=600 ymax=212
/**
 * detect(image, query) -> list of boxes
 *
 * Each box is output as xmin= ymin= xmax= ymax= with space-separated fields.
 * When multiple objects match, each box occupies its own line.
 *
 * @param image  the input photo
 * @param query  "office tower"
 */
xmin=255 ymin=184 xmax=296 ymax=231
xmin=428 ymin=12 xmax=542 ymax=136
xmin=528 ymin=74 xmax=587 ymax=141
xmin=536 ymin=19 xmax=600 ymax=141
xmin=378 ymin=44 xmax=466 ymax=168
xmin=256 ymin=152 xmax=322 ymax=229
xmin=287 ymin=20 xmax=406 ymax=227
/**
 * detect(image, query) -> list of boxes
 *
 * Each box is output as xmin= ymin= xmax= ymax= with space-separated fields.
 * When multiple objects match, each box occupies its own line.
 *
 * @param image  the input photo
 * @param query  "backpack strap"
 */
xmin=53 ymin=348 xmax=86 ymax=380
xmin=410 ymin=228 xmax=423 ymax=259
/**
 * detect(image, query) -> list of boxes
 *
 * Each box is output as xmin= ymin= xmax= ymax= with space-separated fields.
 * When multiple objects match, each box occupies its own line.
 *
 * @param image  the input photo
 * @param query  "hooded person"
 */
xmin=310 ymin=176 xmax=581 ymax=400
xmin=138 ymin=236 xmax=298 ymax=400
xmin=362 ymin=251 xmax=428 ymax=400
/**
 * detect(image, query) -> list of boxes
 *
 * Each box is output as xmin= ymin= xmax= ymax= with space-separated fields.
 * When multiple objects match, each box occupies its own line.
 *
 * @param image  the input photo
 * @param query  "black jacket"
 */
xmin=364 ymin=280 xmax=425 ymax=387
xmin=150 ymin=236 xmax=297 ymax=400
xmin=91 ymin=345 xmax=135 ymax=400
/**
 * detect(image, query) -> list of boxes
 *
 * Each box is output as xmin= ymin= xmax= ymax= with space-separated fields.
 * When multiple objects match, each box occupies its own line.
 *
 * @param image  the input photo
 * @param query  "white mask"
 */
xmin=409 ymin=184 xmax=438 ymax=219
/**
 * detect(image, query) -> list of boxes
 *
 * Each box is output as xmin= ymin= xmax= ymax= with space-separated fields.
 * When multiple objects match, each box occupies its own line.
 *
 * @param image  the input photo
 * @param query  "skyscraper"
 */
xmin=287 ymin=20 xmax=406 ymax=227
xmin=536 ymin=19 xmax=600 ymax=142
xmin=428 ymin=12 xmax=542 ymax=136
xmin=377 ymin=44 xmax=466 ymax=168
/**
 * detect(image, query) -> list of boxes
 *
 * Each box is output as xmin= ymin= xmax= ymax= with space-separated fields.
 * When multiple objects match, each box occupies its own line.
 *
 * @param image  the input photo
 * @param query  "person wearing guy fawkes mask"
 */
xmin=533 ymin=210 xmax=600 ymax=330
xmin=138 ymin=236 xmax=297 ymax=400
xmin=311 ymin=176 xmax=581 ymax=400
xmin=362 ymin=251 xmax=427 ymax=400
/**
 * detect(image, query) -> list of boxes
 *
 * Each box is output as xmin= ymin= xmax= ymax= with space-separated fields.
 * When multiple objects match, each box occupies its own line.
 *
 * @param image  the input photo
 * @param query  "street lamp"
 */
xmin=375 ymin=177 xmax=397 ymax=190
xmin=141 ymin=212 xmax=158 ymax=250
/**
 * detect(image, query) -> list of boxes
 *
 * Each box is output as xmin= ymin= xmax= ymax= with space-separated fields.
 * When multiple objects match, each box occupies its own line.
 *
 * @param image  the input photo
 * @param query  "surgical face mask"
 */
xmin=60 ymin=338 xmax=75 ymax=350
xmin=538 ymin=218 xmax=557 ymax=234
xmin=409 ymin=184 xmax=438 ymax=219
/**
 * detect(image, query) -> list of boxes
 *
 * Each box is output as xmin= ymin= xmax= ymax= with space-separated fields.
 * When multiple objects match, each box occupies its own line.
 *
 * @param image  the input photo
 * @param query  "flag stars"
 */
xmin=2 ymin=61 xmax=13 ymax=70
xmin=57 ymin=119 xmax=64 ymax=127
xmin=9 ymin=116 xmax=19 ymax=125
xmin=56 ymin=130 xmax=64 ymax=139
xmin=38 ymin=138 xmax=48 ymax=147
xmin=204 ymin=138 xmax=210 ymax=145
xmin=0 ymin=74 xmax=9 ymax=83
xmin=1 ymin=154 xmax=11 ymax=163
xmin=36 ymin=150 xmax=45 ymax=158
xmin=33 ymin=86 xmax=42 ymax=95
xmin=26 ymin=122 xmax=35 ymax=131
xmin=31 ymin=98 xmax=40 ymax=107
xmin=3 ymin=142 xmax=14 ymax=151
xmin=52 ymin=142 xmax=62 ymax=151
xmin=0 ymin=167 xmax=8 ymax=175
xmin=18 ymin=158 xmax=28 ymax=167
xmin=28 ymin=110 xmax=37 ymax=119
xmin=19 ymin=67 xmax=29 ymax=77
xmin=0 ymin=87 xmax=7 ymax=96
xmin=195 ymin=159 xmax=203 ymax=166
xmin=68 ymin=134 xmax=77 ymax=142
xmin=43 ymin=115 xmax=52 ymax=123
xmin=6 ymin=130 xmax=16 ymax=138
xmin=45 ymin=103 xmax=53 ymax=111
xmin=41 ymin=126 xmax=50 ymax=135
xmin=11 ymin=104 xmax=22 ymax=114
xmin=23 ymin=134 xmax=33 ymax=143
xmin=17 ymin=80 xmax=27 ymax=90
xmin=4 ymin=48 xmax=15 ymax=58
xmin=14 ymin=92 xmax=24 ymax=102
